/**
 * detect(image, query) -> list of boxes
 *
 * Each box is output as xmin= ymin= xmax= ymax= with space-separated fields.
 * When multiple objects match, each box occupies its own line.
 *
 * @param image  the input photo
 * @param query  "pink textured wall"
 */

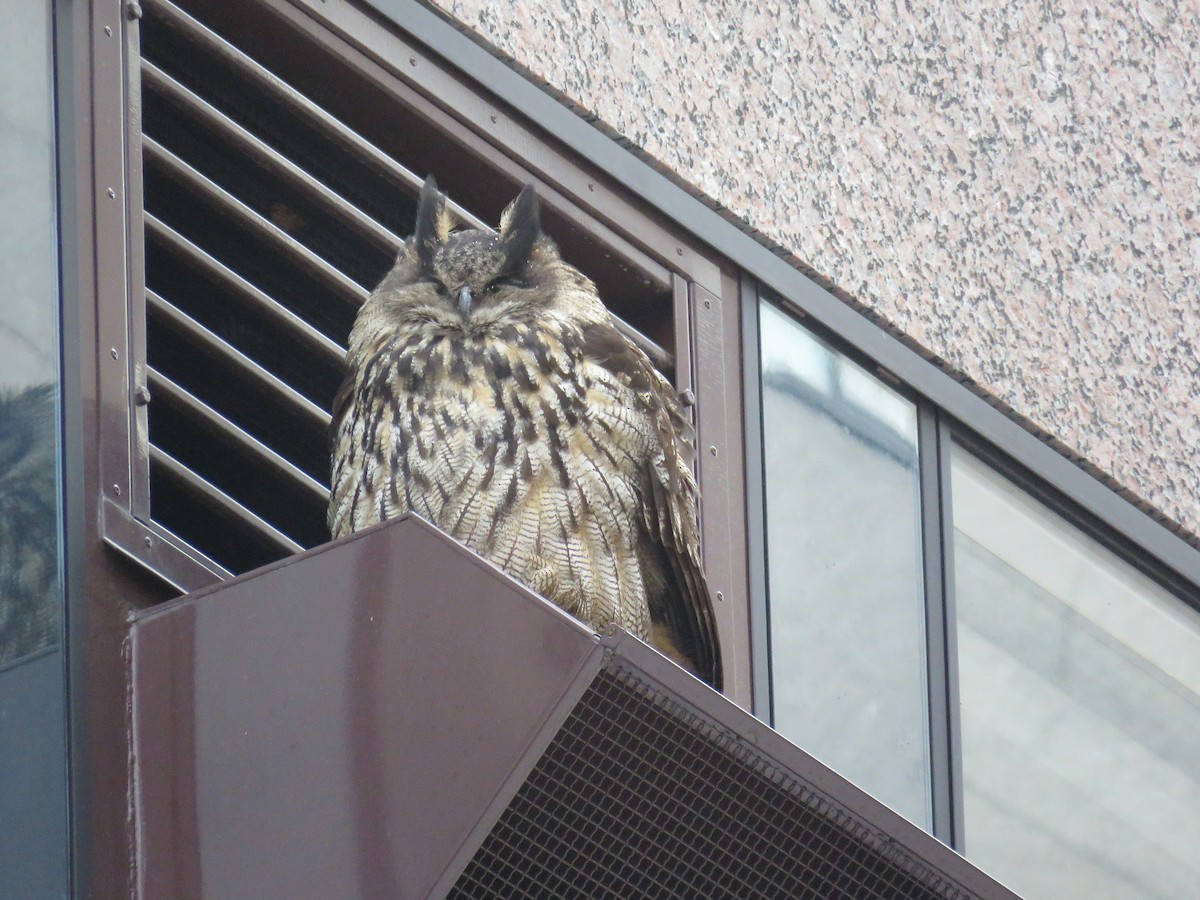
xmin=433 ymin=0 xmax=1200 ymax=539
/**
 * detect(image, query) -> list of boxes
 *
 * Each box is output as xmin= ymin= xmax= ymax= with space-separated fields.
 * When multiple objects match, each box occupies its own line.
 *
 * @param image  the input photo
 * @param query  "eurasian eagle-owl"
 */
xmin=329 ymin=177 xmax=722 ymax=690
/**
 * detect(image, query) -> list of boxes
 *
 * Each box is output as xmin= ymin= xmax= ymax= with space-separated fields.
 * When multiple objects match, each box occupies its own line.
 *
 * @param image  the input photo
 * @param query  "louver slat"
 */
xmin=147 ymin=368 xmax=329 ymax=510
xmin=143 ymin=136 xmax=370 ymax=303
xmin=143 ymin=0 xmax=486 ymax=231
xmin=149 ymin=446 xmax=304 ymax=558
xmin=143 ymin=214 xmax=345 ymax=373
xmin=146 ymin=290 xmax=330 ymax=434
xmin=141 ymin=59 xmax=405 ymax=258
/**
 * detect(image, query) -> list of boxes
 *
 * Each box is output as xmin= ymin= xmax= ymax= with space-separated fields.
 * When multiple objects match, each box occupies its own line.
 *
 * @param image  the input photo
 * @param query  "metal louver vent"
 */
xmin=132 ymin=0 xmax=673 ymax=581
xmin=138 ymin=0 xmax=410 ymax=575
xmin=453 ymin=662 xmax=980 ymax=900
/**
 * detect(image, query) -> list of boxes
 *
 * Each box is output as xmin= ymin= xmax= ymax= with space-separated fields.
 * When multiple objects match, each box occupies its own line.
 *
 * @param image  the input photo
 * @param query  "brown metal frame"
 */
xmin=65 ymin=1 xmax=757 ymax=891
xmin=94 ymin=0 xmax=233 ymax=593
xmin=62 ymin=3 xmax=178 ymax=896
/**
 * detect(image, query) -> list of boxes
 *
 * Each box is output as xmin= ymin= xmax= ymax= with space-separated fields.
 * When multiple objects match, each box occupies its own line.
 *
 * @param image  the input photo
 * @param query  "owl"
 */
xmin=329 ymin=177 xmax=722 ymax=690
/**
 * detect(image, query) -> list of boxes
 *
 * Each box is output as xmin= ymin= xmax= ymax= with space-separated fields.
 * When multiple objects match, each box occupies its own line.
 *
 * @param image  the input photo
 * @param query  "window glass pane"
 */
xmin=952 ymin=446 xmax=1200 ymax=899
xmin=0 ymin=0 xmax=68 ymax=894
xmin=760 ymin=300 xmax=930 ymax=826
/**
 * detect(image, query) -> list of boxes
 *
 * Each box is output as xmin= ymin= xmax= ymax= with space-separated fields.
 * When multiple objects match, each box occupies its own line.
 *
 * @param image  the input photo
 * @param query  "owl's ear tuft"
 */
xmin=499 ymin=184 xmax=541 ymax=272
xmin=413 ymin=176 xmax=454 ymax=269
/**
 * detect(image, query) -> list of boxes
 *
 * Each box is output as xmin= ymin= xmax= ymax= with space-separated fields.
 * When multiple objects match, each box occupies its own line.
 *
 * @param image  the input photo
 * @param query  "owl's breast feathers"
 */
xmin=329 ymin=314 xmax=722 ymax=690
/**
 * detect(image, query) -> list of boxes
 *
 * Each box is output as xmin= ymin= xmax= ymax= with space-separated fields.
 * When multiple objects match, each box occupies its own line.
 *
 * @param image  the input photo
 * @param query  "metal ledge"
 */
xmin=131 ymin=514 xmax=1017 ymax=899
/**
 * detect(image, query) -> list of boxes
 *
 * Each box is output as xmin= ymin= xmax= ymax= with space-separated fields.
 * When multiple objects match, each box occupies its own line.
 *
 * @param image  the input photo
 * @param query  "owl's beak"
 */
xmin=457 ymin=285 xmax=473 ymax=319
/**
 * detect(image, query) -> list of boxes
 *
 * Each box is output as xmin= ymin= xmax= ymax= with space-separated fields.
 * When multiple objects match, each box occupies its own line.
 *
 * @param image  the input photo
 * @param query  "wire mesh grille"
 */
xmin=451 ymin=663 xmax=978 ymax=900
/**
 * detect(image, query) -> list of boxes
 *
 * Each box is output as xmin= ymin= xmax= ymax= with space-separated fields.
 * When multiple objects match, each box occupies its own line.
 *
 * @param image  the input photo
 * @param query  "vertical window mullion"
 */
xmin=940 ymin=421 xmax=966 ymax=852
xmin=742 ymin=278 xmax=772 ymax=721
xmin=918 ymin=404 xmax=964 ymax=849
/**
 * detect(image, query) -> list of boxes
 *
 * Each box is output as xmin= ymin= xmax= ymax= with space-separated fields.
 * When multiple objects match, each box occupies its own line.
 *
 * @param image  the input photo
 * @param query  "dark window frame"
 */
xmin=749 ymin=284 xmax=1200 ymax=851
xmin=749 ymin=291 xmax=969 ymax=842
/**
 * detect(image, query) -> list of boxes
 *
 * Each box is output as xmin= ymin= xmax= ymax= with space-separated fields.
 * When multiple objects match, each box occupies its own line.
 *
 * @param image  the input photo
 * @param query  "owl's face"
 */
xmin=366 ymin=177 xmax=602 ymax=336
xmin=424 ymin=230 xmax=533 ymax=323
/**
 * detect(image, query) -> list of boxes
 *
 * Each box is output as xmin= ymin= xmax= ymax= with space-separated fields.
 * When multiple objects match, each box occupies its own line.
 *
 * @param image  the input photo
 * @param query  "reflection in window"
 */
xmin=760 ymin=301 xmax=930 ymax=827
xmin=0 ymin=0 xmax=68 ymax=894
xmin=0 ymin=384 xmax=59 ymax=662
xmin=952 ymin=447 xmax=1200 ymax=899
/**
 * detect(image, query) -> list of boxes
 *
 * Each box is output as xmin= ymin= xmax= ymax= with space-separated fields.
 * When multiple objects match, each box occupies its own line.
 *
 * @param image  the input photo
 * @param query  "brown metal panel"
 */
xmin=690 ymin=281 xmax=752 ymax=707
xmin=132 ymin=601 xmax=203 ymax=893
xmin=131 ymin=514 xmax=603 ymax=899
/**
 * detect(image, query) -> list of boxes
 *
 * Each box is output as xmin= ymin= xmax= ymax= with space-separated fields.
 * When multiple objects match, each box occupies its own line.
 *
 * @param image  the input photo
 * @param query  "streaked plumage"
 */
xmin=329 ymin=177 xmax=721 ymax=690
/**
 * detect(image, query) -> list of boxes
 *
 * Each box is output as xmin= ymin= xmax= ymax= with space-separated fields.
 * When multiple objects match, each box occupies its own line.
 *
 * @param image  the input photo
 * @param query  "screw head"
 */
xmin=112 ymin=484 xmax=121 ymax=496
xmin=709 ymin=445 xmax=719 ymax=457
xmin=106 ymin=187 xmax=116 ymax=199
xmin=110 ymin=348 xmax=119 ymax=360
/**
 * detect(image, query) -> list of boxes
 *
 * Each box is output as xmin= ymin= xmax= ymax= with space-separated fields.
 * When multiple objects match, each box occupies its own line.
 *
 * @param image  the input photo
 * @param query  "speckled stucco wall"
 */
xmin=430 ymin=0 xmax=1200 ymax=541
